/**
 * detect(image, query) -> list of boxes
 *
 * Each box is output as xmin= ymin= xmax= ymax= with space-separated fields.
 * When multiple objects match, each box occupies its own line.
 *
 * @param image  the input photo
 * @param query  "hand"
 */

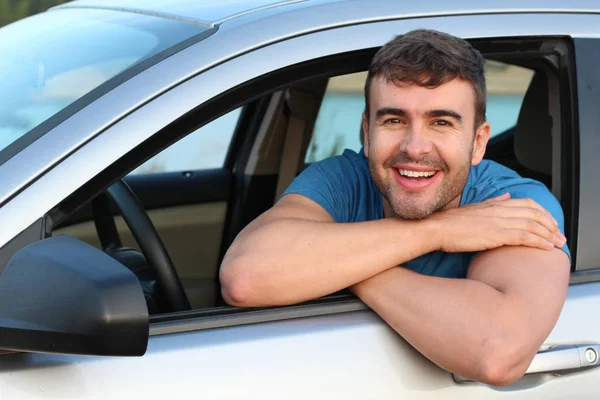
xmin=429 ymin=193 xmax=566 ymax=253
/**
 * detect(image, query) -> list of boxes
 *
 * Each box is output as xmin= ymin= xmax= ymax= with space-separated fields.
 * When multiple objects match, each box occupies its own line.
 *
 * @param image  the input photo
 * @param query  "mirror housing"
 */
xmin=0 ymin=235 xmax=148 ymax=356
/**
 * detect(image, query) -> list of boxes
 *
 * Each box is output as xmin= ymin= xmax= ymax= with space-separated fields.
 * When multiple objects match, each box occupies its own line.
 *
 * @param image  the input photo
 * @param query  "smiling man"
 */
xmin=220 ymin=29 xmax=571 ymax=386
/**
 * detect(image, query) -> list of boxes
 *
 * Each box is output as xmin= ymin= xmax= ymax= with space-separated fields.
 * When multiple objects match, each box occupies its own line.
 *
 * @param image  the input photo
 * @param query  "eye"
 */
xmin=384 ymin=118 xmax=403 ymax=125
xmin=433 ymin=120 xmax=452 ymax=127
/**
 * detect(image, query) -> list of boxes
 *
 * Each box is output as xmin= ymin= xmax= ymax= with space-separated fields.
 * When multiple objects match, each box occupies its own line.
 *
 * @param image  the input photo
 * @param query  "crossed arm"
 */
xmin=352 ymin=246 xmax=570 ymax=386
xmin=220 ymin=193 xmax=570 ymax=386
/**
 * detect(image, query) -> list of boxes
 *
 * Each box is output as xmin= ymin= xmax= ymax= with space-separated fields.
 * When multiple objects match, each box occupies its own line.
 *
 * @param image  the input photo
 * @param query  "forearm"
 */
xmin=221 ymin=217 xmax=438 ymax=307
xmin=353 ymin=268 xmax=543 ymax=385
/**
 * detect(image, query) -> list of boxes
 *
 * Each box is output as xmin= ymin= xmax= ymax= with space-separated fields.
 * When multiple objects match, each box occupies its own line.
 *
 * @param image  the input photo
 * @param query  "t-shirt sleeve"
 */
xmin=485 ymin=179 xmax=571 ymax=260
xmin=282 ymin=156 xmax=354 ymax=223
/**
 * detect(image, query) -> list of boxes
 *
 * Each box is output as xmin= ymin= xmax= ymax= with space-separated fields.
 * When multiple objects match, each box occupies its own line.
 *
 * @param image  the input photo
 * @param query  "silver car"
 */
xmin=0 ymin=0 xmax=599 ymax=398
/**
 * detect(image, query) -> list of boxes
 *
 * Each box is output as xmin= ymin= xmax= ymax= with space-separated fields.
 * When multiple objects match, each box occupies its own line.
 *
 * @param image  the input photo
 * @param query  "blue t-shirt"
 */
xmin=284 ymin=149 xmax=570 ymax=278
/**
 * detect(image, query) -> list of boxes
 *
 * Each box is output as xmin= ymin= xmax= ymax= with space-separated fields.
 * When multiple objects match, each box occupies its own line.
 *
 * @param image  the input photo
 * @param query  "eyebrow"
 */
xmin=375 ymin=107 xmax=407 ymax=119
xmin=375 ymin=107 xmax=463 ymax=122
xmin=426 ymin=109 xmax=463 ymax=122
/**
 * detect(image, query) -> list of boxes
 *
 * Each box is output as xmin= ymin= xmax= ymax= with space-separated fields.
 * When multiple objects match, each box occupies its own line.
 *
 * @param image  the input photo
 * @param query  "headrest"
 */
xmin=514 ymin=72 xmax=553 ymax=176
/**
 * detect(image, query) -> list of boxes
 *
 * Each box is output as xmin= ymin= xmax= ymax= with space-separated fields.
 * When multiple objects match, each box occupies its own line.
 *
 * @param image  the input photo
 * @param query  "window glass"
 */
xmin=305 ymin=61 xmax=534 ymax=163
xmin=485 ymin=61 xmax=533 ymax=136
xmin=0 ymin=8 xmax=205 ymax=159
xmin=305 ymin=72 xmax=365 ymax=163
xmin=130 ymin=108 xmax=242 ymax=174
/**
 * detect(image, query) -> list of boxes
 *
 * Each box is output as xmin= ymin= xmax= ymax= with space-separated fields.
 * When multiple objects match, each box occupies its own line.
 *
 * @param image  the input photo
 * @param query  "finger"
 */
xmin=497 ymin=206 xmax=563 ymax=237
xmin=464 ymin=201 xmax=561 ymax=237
xmin=496 ymin=198 xmax=559 ymax=227
xmin=505 ymin=218 xmax=566 ymax=248
xmin=504 ymin=229 xmax=556 ymax=250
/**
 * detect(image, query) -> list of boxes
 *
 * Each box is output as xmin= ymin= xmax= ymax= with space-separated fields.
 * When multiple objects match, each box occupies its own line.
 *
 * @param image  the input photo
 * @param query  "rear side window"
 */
xmin=305 ymin=61 xmax=533 ymax=164
xmin=305 ymin=72 xmax=365 ymax=163
xmin=129 ymin=108 xmax=243 ymax=174
xmin=485 ymin=61 xmax=533 ymax=135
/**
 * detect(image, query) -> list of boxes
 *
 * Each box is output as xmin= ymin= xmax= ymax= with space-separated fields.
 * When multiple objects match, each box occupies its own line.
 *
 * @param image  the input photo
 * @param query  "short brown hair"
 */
xmin=364 ymin=29 xmax=487 ymax=128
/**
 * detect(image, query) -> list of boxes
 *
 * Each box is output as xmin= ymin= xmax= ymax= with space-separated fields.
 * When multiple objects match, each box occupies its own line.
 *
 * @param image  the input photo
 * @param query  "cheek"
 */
xmin=368 ymin=131 xmax=400 ymax=158
xmin=435 ymin=137 xmax=473 ymax=169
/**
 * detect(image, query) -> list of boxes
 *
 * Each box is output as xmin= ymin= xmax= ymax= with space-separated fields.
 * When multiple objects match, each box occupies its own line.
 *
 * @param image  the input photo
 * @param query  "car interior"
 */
xmin=48 ymin=37 xmax=574 ymax=315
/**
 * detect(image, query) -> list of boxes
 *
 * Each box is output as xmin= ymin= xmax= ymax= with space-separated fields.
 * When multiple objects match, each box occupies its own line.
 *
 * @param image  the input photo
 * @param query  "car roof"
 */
xmin=55 ymin=0 xmax=600 ymax=28
xmin=55 ymin=0 xmax=312 ymax=26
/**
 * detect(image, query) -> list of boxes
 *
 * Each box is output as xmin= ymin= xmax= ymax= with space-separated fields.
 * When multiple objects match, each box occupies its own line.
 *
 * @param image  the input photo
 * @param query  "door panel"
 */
xmin=126 ymin=169 xmax=232 ymax=209
xmin=3 ymin=292 xmax=600 ymax=400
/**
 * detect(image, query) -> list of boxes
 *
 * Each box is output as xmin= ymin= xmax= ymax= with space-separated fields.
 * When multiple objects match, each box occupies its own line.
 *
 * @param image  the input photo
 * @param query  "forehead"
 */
xmin=369 ymin=76 xmax=476 ymax=116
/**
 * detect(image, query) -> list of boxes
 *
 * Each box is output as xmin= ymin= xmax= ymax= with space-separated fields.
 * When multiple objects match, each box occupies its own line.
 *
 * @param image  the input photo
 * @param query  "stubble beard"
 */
xmin=368 ymin=151 xmax=472 ymax=220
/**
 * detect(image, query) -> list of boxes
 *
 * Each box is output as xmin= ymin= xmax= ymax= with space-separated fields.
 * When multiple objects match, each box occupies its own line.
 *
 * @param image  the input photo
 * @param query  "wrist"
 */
xmin=387 ymin=216 xmax=442 ymax=259
xmin=416 ymin=215 xmax=443 ymax=253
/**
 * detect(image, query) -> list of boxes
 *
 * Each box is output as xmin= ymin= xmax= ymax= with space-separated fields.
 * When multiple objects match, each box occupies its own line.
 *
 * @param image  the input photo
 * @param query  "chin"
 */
xmin=391 ymin=204 xmax=435 ymax=220
xmin=387 ymin=192 xmax=439 ymax=220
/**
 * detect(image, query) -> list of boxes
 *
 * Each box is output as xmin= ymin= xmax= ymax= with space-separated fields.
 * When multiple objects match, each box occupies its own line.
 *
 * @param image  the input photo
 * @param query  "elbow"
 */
xmin=475 ymin=339 xmax=531 ymax=387
xmin=477 ymin=360 xmax=526 ymax=387
xmin=220 ymin=275 xmax=249 ymax=308
xmin=219 ymin=254 xmax=263 ymax=308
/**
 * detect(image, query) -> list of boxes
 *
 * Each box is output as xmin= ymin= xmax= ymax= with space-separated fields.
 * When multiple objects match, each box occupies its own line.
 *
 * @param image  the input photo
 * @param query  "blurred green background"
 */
xmin=0 ymin=0 xmax=69 ymax=27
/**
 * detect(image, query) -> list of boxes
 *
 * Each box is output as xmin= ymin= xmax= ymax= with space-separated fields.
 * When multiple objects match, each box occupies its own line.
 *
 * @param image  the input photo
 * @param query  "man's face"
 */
xmin=363 ymin=76 xmax=490 ymax=219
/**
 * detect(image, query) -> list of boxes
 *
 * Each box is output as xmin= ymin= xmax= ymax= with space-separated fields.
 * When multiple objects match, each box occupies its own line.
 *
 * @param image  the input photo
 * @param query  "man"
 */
xmin=220 ymin=29 xmax=571 ymax=386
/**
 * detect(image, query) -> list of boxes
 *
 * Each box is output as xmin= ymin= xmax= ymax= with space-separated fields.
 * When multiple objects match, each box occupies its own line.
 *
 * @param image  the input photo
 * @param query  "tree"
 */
xmin=0 ymin=0 xmax=70 ymax=28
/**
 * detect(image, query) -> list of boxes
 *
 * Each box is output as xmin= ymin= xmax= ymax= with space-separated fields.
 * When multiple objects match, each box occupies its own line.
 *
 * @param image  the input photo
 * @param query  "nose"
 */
xmin=400 ymin=124 xmax=433 ymax=159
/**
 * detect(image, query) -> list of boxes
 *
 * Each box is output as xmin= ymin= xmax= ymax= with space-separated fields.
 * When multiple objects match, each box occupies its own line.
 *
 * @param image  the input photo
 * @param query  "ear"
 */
xmin=471 ymin=121 xmax=490 ymax=166
xmin=362 ymin=112 xmax=370 ymax=157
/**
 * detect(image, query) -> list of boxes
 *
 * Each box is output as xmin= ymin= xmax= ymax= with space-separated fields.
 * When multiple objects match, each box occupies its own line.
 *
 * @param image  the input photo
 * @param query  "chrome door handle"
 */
xmin=454 ymin=344 xmax=600 ymax=383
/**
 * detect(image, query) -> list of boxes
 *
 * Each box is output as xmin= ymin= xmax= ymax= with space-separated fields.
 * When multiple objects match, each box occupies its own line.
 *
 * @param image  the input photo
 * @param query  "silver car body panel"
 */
xmin=59 ymin=0 xmax=600 ymax=25
xmin=1 ymin=282 xmax=600 ymax=399
xmin=55 ymin=0 xmax=310 ymax=27
xmin=0 ymin=12 xmax=598 ymax=262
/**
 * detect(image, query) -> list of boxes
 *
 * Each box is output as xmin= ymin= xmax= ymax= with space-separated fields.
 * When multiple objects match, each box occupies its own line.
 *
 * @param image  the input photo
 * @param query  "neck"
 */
xmin=441 ymin=194 xmax=462 ymax=211
xmin=382 ymin=199 xmax=394 ymax=218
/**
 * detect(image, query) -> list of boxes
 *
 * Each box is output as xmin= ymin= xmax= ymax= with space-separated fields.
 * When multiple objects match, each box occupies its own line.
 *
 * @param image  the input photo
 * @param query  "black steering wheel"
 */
xmin=92 ymin=179 xmax=190 ymax=312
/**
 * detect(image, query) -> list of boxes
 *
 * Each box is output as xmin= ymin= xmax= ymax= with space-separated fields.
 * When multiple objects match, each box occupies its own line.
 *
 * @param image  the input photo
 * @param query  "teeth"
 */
xmin=398 ymin=169 xmax=436 ymax=178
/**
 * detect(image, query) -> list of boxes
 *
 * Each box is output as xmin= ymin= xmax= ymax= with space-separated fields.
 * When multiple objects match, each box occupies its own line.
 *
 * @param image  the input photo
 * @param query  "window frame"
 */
xmin=569 ymin=37 xmax=600 ymax=275
xmin=40 ymin=37 xmax=576 ymax=327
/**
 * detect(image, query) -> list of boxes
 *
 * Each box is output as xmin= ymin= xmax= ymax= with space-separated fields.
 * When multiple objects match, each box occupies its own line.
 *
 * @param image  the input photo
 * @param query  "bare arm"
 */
xmin=221 ymin=194 xmax=564 ymax=308
xmin=351 ymin=246 xmax=570 ymax=386
xmin=220 ymin=194 xmax=438 ymax=306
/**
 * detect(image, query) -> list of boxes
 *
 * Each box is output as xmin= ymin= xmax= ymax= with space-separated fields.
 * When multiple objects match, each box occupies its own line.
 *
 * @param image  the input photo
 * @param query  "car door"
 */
xmin=1 ymin=9 xmax=600 ymax=400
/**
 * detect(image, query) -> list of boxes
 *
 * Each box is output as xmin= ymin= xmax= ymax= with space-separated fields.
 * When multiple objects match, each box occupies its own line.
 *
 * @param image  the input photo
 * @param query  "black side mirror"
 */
xmin=0 ymin=235 xmax=149 ymax=356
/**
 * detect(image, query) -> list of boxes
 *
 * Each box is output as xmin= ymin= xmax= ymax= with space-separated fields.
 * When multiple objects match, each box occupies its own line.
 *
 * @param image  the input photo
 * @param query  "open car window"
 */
xmin=35 ymin=30 xmax=572 ymax=317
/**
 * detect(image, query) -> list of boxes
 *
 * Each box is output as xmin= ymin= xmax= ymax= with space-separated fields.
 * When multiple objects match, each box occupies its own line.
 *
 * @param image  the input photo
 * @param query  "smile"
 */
xmin=394 ymin=168 xmax=440 ymax=190
xmin=397 ymin=169 xmax=437 ymax=178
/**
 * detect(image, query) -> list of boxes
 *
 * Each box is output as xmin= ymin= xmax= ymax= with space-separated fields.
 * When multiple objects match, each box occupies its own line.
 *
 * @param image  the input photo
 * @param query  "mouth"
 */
xmin=393 ymin=168 xmax=440 ymax=190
